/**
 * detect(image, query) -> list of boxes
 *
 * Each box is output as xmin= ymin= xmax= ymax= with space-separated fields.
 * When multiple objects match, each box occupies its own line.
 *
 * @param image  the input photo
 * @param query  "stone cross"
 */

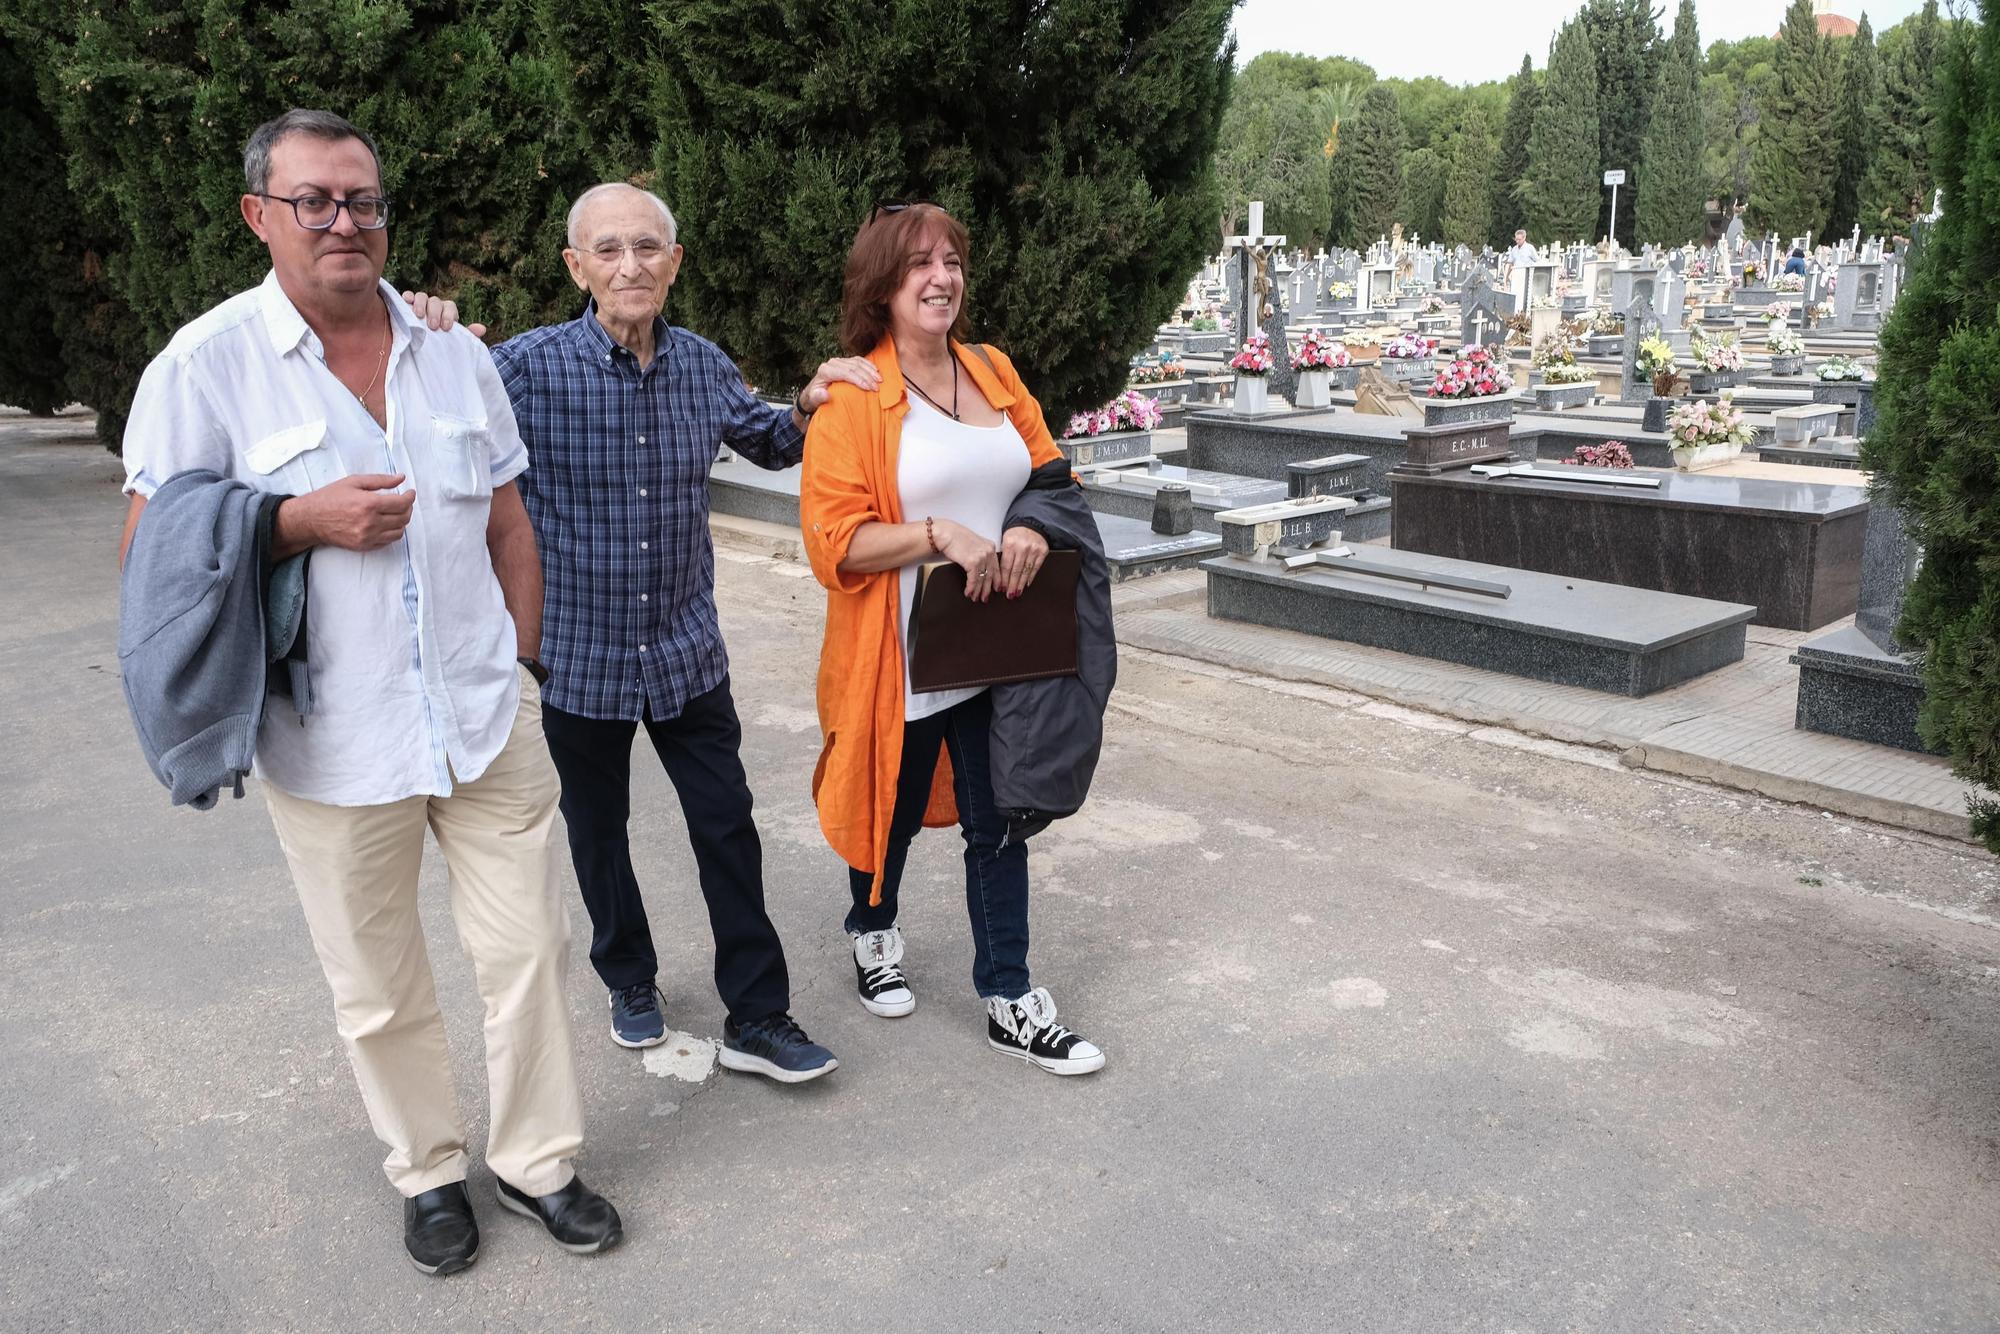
xmin=1618 ymin=294 xmax=1663 ymax=404
xmin=1222 ymin=200 xmax=1286 ymax=349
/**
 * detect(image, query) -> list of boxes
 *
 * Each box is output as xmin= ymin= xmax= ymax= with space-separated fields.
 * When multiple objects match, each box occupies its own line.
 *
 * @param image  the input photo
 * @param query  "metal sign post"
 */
xmin=1603 ymin=169 xmax=1627 ymax=247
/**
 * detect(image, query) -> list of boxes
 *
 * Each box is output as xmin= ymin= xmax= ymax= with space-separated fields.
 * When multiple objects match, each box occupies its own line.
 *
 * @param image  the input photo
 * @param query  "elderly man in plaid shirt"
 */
xmin=416 ymin=182 xmax=878 ymax=1079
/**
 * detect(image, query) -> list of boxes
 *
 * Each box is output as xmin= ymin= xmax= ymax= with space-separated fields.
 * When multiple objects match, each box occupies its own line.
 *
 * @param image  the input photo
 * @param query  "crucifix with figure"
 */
xmin=1223 ymin=201 xmax=1286 ymax=347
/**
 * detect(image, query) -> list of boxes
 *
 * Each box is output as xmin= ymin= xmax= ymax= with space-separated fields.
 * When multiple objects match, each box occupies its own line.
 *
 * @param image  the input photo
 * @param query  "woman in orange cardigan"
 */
xmin=799 ymin=203 xmax=1104 ymax=1076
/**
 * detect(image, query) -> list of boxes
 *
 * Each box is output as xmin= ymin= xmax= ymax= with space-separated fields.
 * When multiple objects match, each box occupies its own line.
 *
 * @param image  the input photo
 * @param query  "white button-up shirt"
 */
xmin=122 ymin=270 xmax=529 ymax=807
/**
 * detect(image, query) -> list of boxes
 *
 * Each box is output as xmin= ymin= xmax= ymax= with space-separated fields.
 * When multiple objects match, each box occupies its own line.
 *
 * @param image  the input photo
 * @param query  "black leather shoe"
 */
xmin=403 ymin=1181 xmax=479 ymax=1275
xmin=496 ymin=1174 xmax=623 ymax=1254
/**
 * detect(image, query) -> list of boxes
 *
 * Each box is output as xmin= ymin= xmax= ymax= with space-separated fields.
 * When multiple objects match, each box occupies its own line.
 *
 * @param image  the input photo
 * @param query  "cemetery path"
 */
xmin=4 ymin=416 xmax=1998 ymax=1333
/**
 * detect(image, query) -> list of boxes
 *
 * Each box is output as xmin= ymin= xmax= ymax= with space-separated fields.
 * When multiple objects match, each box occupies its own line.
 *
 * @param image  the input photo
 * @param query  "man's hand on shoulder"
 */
xmin=274 ymin=474 xmax=416 ymax=558
xmin=798 ymin=356 xmax=882 ymax=416
xmin=400 ymin=289 xmax=489 ymax=341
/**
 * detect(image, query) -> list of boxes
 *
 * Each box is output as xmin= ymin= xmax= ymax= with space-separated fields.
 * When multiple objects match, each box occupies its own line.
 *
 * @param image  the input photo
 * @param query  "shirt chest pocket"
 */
xmin=428 ymin=413 xmax=494 ymax=502
xmin=244 ymin=420 xmax=344 ymax=494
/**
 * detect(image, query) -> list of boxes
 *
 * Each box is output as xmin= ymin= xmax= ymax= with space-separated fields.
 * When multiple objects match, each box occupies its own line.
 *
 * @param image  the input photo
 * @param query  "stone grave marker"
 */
xmin=1618 ymin=294 xmax=1662 ymax=404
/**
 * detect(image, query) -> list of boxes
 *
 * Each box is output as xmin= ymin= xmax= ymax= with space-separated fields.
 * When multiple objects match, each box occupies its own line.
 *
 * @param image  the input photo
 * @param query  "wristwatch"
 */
xmin=517 ymin=656 xmax=550 ymax=686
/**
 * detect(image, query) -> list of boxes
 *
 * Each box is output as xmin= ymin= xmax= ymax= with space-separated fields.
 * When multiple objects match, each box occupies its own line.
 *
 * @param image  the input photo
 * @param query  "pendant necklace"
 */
xmin=906 ymin=362 xmax=960 ymax=421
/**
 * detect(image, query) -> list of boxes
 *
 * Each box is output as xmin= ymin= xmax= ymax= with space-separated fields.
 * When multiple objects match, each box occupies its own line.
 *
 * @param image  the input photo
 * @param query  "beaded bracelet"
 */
xmin=925 ymin=516 xmax=940 ymax=553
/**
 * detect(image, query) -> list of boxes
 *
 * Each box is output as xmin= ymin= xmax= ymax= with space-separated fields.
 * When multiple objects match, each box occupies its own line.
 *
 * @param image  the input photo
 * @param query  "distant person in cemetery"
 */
xmin=1506 ymin=229 xmax=1539 ymax=270
xmin=116 ymin=108 xmax=620 ymax=1277
xmin=1784 ymin=247 xmax=1809 ymax=277
xmin=797 ymin=202 xmax=1114 ymax=1076
xmin=406 ymin=183 xmax=876 ymax=1080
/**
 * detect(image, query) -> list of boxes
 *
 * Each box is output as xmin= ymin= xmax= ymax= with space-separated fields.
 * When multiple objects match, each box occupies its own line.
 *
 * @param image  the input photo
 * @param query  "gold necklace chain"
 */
xmin=351 ymin=315 xmax=389 ymax=406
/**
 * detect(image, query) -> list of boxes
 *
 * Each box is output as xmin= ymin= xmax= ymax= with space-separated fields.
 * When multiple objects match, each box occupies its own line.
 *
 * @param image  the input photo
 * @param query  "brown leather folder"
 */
xmin=907 ymin=548 xmax=1081 ymax=692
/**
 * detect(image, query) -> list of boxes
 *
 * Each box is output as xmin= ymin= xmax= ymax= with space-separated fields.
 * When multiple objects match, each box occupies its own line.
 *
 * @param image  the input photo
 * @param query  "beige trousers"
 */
xmin=263 ymin=676 xmax=583 ymax=1198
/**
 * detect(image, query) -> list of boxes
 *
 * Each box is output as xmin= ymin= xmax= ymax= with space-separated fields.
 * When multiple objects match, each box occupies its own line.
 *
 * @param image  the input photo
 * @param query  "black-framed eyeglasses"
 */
xmin=257 ymin=193 xmax=392 ymax=231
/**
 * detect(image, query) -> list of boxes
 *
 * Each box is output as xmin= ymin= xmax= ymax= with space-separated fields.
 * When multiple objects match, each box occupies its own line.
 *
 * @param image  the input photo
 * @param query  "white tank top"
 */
xmin=896 ymin=395 xmax=1033 ymax=721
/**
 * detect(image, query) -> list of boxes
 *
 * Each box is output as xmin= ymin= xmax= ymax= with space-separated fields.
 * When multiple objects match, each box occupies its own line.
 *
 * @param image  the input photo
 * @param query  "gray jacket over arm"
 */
xmin=118 ymin=470 xmax=311 ymax=809
xmin=991 ymin=459 xmax=1117 ymax=839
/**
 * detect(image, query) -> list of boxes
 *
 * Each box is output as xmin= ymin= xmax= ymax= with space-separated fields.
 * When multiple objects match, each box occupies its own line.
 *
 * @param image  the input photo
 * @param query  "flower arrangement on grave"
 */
xmin=1328 ymin=280 xmax=1354 ymax=300
xmin=1531 ymin=293 xmax=1561 ymax=309
xmin=1563 ymin=441 xmax=1635 ymax=468
xmin=1339 ymin=328 xmax=1381 ymax=346
xmin=1126 ymin=359 xmax=1188 ymax=385
xmin=1767 ymin=326 xmax=1806 ymax=357
xmin=1190 ymin=315 xmax=1219 ymax=332
xmin=1589 ymin=310 xmax=1625 ymax=335
xmin=1668 ymin=397 xmax=1754 ymax=449
xmin=1763 ymin=301 xmax=1794 ymax=325
xmin=1421 ymin=295 xmax=1446 ymax=314
xmin=1688 ymin=259 xmax=1710 ymax=280
xmin=1227 ymin=334 xmax=1274 ymax=377
xmin=1062 ymin=390 xmax=1164 ymax=439
xmin=1503 ymin=312 xmax=1533 ymax=347
xmin=1541 ymin=362 xmax=1595 ymax=385
xmin=1381 ymin=332 xmax=1438 ymax=360
xmin=1289 ymin=329 xmax=1351 ymax=370
xmin=1742 ymin=260 xmax=1762 ymax=283
xmin=1425 ymin=344 xmax=1514 ymax=400
xmin=1690 ymin=332 xmax=1743 ymax=374
xmin=1774 ymin=273 xmax=1805 ymax=293
xmin=1635 ymin=335 xmax=1678 ymax=396
xmin=1532 ymin=332 xmax=1577 ymax=369
xmin=1809 ymin=300 xmax=1835 ymax=322
xmin=1816 ymin=355 xmax=1865 ymax=381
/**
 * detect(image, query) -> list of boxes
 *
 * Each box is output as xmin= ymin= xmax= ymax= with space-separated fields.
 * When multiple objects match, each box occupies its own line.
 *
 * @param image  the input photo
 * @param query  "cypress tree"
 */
xmin=0 ymin=29 xmax=69 ymax=415
xmin=1636 ymin=0 xmax=1705 ymax=245
xmin=1751 ymin=0 xmax=1839 ymax=236
xmin=644 ymin=0 xmax=1237 ymax=418
xmin=1402 ymin=146 xmax=1447 ymax=239
xmin=1442 ymin=113 xmax=1496 ymax=248
xmin=1863 ymin=1 xmax=2000 ymax=849
xmin=1339 ymin=84 xmax=1404 ymax=248
xmin=1581 ymin=0 xmax=1660 ymax=246
xmin=1864 ymin=0 xmax=1945 ymax=228
xmin=1826 ymin=14 xmax=1879 ymax=240
xmin=1492 ymin=55 xmax=1539 ymax=246
xmin=11 ymin=0 xmax=592 ymax=445
xmin=1524 ymin=20 xmax=1601 ymax=242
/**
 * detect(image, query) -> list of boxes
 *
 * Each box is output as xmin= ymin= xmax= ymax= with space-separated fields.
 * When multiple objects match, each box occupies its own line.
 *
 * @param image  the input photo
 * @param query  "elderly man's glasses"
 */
xmin=257 ymin=193 xmax=391 ymax=231
xmin=584 ymin=241 xmax=670 ymax=264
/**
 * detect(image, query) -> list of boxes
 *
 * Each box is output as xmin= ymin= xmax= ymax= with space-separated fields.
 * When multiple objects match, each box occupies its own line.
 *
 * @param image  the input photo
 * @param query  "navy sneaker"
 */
xmin=608 ymin=982 xmax=667 ymax=1049
xmin=719 ymin=1012 xmax=838 ymax=1083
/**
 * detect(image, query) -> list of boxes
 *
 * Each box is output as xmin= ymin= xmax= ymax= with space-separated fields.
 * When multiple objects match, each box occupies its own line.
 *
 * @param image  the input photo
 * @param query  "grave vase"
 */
xmin=1585 ymin=333 xmax=1623 ymax=357
xmin=1671 ymin=440 xmax=1741 ymax=472
xmin=1686 ymin=370 xmax=1731 ymax=396
xmin=1232 ymin=374 xmax=1270 ymax=415
xmin=1326 ymin=364 xmax=1362 ymax=392
xmin=1770 ymin=354 xmax=1807 ymax=376
xmin=1641 ymin=396 xmax=1672 ymax=433
xmin=1293 ymin=369 xmax=1332 ymax=409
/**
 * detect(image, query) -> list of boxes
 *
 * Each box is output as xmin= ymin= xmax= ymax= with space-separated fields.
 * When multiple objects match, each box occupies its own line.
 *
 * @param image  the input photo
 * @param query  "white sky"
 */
xmin=1231 ymin=0 xmax=1934 ymax=85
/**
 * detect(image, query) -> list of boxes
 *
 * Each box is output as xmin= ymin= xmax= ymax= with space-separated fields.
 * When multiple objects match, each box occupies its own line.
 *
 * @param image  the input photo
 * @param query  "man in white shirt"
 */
xmin=116 ymin=109 xmax=618 ymax=1276
xmin=1506 ymin=229 xmax=1540 ymax=307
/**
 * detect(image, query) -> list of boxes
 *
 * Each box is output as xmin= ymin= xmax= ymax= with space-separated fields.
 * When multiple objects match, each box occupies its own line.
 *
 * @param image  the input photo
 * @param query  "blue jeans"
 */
xmin=845 ymin=692 xmax=1031 ymax=999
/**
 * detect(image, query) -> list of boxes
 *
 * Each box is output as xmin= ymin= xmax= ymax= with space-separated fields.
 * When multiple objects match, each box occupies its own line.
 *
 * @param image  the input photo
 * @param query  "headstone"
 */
xmin=1618 ymin=295 xmax=1663 ymax=404
xmin=1459 ymin=278 xmax=1505 ymax=352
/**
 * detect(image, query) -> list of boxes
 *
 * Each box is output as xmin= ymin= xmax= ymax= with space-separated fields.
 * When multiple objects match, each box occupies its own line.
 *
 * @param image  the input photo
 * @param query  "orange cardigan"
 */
xmin=799 ymin=336 xmax=1064 ymax=902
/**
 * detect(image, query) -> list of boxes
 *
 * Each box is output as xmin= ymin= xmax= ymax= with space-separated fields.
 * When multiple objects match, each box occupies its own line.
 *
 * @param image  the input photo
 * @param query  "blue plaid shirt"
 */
xmin=491 ymin=306 xmax=804 ymax=721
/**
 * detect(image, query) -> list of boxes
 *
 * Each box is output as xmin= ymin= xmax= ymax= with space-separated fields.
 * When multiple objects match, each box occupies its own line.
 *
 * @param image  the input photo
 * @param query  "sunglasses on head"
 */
xmin=867 ymin=200 xmax=935 ymax=226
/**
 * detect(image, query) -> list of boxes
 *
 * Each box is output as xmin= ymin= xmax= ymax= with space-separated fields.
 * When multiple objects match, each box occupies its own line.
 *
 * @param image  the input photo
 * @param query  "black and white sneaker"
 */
xmin=986 ymin=987 xmax=1104 ymax=1076
xmin=852 ymin=927 xmax=916 ymax=1017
